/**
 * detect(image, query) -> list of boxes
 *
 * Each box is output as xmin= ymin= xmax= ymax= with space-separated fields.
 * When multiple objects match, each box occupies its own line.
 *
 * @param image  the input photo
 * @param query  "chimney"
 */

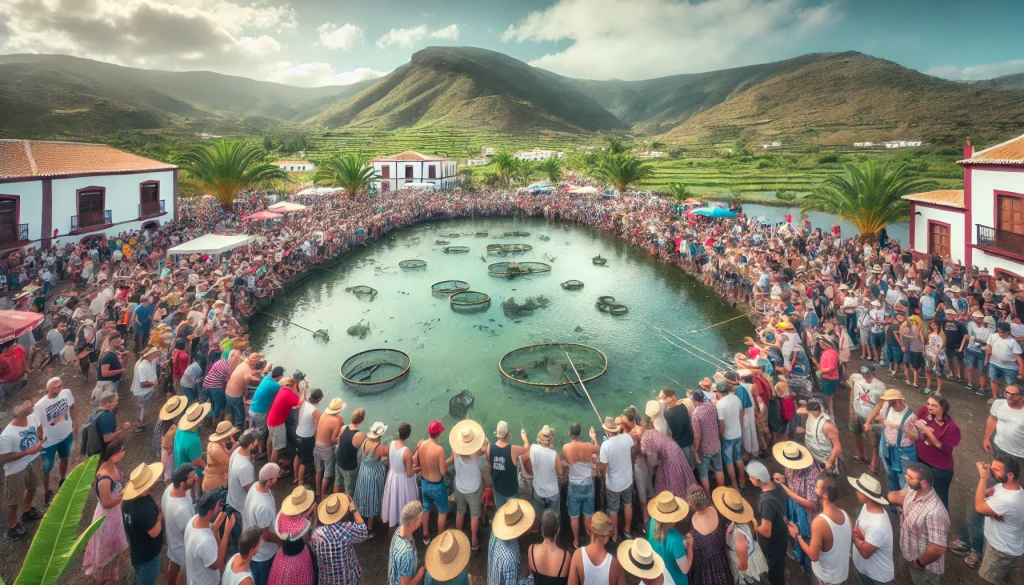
xmin=964 ymin=137 xmax=974 ymax=160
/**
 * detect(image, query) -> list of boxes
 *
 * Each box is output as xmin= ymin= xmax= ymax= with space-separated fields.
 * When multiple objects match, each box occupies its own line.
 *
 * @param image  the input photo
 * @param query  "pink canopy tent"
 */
xmin=0 ymin=311 xmax=43 ymax=344
xmin=245 ymin=211 xmax=283 ymax=221
xmin=267 ymin=201 xmax=308 ymax=213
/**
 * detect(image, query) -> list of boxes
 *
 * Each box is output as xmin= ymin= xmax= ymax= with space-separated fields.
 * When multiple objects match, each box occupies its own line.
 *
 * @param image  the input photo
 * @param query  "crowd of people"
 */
xmin=1 ymin=184 xmax=1023 ymax=585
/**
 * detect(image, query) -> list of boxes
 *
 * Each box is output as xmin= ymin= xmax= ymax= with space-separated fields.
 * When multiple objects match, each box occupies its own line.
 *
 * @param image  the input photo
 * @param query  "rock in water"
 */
xmin=346 ymin=321 xmax=371 ymax=339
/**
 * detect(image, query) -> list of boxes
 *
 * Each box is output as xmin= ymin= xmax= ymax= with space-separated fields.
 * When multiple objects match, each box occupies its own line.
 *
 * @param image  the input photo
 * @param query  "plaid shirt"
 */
xmin=486 ymin=533 xmax=520 ymax=585
xmin=388 ymin=531 xmax=418 ymax=585
xmin=311 ymin=522 xmax=370 ymax=585
xmin=693 ymin=401 xmax=720 ymax=456
xmin=899 ymin=486 xmax=949 ymax=574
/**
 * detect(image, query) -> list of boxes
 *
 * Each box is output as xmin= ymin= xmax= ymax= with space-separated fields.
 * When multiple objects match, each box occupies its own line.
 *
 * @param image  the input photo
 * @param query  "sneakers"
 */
xmin=966 ymin=383 xmax=974 ymax=390
xmin=44 ymin=490 xmax=54 ymax=506
xmin=6 ymin=524 xmax=27 ymax=539
xmin=965 ymin=553 xmax=982 ymax=569
xmin=975 ymin=389 xmax=987 ymax=397
xmin=948 ymin=539 xmax=971 ymax=557
xmin=21 ymin=508 xmax=43 ymax=523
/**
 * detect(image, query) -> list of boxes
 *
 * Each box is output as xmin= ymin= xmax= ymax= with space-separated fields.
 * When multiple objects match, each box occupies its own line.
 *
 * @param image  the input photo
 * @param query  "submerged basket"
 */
xmin=561 ymin=280 xmax=584 ymax=290
xmin=449 ymin=291 xmax=491 ymax=313
xmin=399 ymin=259 xmax=427 ymax=269
xmin=487 ymin=243 xmax=533 ymax=256
xmin=435 ymin=240 xmax=450 ymax=245
xmin=487 ymin=261 xmax=552 ymax=277
xmin=498 ymin=342 xmax=608 ymax=390
xmin=340 ymin=348 xmax=411 ymax=395
xmin=431 ymin=280 xmax=471 ymax=296
xmin=503 ymin=231 xmax=531 ymax=237
xmin=345 ymin=285 xmax=378 ymax=300
xmin=444 ymin=246 xmax=471 ymax=254
xmin=449 ymin=390 xmax=475 ymax=420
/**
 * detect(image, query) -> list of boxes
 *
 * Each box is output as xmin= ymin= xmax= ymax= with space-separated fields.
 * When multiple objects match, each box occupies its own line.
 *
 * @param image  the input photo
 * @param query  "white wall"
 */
xmin=913 ymin=206 xmax=965 ymax=263
xmin=0 ymin=180 xmax=44 ymax=241
xmin=969 ymin=169 xmax=1024 ymax=245
xmin=51 ymin=170 xmax=175 ymax=241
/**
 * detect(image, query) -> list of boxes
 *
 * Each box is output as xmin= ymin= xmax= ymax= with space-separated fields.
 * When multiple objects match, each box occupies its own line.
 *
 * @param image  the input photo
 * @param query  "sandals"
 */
xmin=851 ymin=456 xmax=868 ymax=464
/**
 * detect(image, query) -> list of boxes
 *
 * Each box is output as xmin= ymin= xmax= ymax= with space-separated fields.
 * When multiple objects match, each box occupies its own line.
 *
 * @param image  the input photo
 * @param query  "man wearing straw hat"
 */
xmin=448 ymin=419 xmax=488 ymax=552
xmin=424 ymin=530 xmax=471 ymax=585
xmin=121 ymin=461 xmax=164 ymax=585
xmin=771 ymin=441 xmax=820 ymax=571
xmin=185 ymin=489 xmax=236 ymax=585
xmin=618 ymin=539 xmax=670 ymax=585
xmin=314 ymin=398 xmax=345 ymax=498
xmin=528 ymin=425 xmax=562 ymax=529
xmin=131 ymin=346 xmax=161 ymax=433
xmin=311 ymin=493 xmax=369 ymax=585
xmin=848 ymin=473 xmax=894 ymax=585
xmin=489 ymin=499 xmax=535 ymax=585
xmin=568 ymin=512 xmax=625 ymax=585
xmin=599 ymin=416 xmax=634 ymax=542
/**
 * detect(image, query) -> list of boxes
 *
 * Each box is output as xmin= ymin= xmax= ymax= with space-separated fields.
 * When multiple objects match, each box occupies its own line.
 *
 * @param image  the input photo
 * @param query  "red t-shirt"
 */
xmin=172 ymin=349 xmax=189 ymax=380
xmin=267 ymin=388 xmax=298 ymax=427
xmin=819 ymin=348 xmax=840 ymax=380
xmin=0 ymin=346 xmax=27 ymax=382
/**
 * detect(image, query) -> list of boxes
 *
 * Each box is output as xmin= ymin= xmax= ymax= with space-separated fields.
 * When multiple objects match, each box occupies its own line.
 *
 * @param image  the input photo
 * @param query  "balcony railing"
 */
xmin=977 ymin=224 xmax=1024 ymax=258
xmin=71 ymin=210 xmax=112 ymax=231
xmin=139 ymin=199 xmax=166 ymax=217
xmin=0 ymin=224 xmax=28 ymax=245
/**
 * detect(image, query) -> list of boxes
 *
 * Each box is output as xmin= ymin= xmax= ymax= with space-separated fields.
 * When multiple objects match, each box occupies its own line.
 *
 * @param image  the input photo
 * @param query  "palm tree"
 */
xmin=594 ymin=153 xmax=654 ymax=193
xmin=481 ymin=170 xmax=500 ymax=188
xmin=458 ymin=168 xmax=476 ymax=191
xmin=605 ymin=138 xmax=628 ymax=155
xmin=537 ymin=157 xmax=563 ymax=184
xmin=489 ymin=151 xmax=517 ymax=187
xmin=564 ymin=152 xmax=596 ymax=175
xmin=666 ymin=183 xmax=694 ymax=205
xmin=314 ymin=153 xmax=376 ymax=198
xmin=800 ymin=160 xmax=937 ymax=241
xmin=177 ymin=140 xmax=287 ymax=211
xmin=514 ymin=159 xmax=537 ymax=186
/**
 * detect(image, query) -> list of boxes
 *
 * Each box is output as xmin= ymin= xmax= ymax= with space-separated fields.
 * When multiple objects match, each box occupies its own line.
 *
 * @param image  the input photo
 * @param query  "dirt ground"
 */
xmin=0 ymin=340 xmax=997 ymax=585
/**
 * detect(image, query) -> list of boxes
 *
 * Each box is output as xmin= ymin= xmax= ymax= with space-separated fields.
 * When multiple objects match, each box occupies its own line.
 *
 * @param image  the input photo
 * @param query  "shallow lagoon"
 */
xmin=249 ymin=217 xmax=754 ymax=442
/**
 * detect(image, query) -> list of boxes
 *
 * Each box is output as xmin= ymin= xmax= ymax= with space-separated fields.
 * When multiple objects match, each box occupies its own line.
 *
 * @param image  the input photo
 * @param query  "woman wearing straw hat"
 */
xmin=310 ymin=493 xmax=370 ymax=585
xmin=646 ymin=491 xmax=693 ymax=585
xmin=175 ymin=402 xmax=211 ymax=480
xmin=684 ymin=485 xmax=733 ymax=585
xmin=618 ymin=539 xmax=671 ymax=585
xmin=713 ymin=487 xmax=770 ymax=585
xmin=157 ymin=395 xmax=188 ymax=481
xmin=490 ymin=499 xmax=535 ymax=585
xmin=424 ymin=530 xmax=471 ymax=585
xmin=203 ymin=420 xmax=239 ymax=492
xmin=268 ymin=487 xmax=317 ymax=585
xmin=121 ymin=461 xmax=165 ymax=585
xmin=354 ymin=422 xmax=389 ymax=532
xmin=771 ymin=441 xmax=820 ymax=572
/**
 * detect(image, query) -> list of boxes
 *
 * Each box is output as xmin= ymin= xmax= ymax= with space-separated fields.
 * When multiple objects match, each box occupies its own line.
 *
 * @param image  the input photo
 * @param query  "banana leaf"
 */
xmin=15 ymin=455 xmax=104 ymax=585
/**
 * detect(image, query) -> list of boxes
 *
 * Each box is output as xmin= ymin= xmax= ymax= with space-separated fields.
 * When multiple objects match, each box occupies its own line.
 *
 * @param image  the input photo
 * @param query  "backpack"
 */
xmin=780 ymin=395 xmax=795 ymax=422
xmin=80 ymin=409 xmax=110 ymax=456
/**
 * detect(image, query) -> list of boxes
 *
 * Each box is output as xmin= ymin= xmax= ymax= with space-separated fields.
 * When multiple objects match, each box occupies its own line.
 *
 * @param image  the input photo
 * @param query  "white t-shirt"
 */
xmin=227 ymin=450 xmax=255 ymax=512
xmin=852 ymin=505 xmax=894 ymax=583
xmin=852 ymin=378 xmax=886 ymax=420
xmin=968 ymin=323 xmax=993 ymax=353
xmin=983 ymin=483 xmax=1024 ymax=556
xmin=243 ymin=488 xmax=279 ymax=562
xmin=599 ymin=433 xmax=634 ymax=493
xmin=162 ymin=485 xmax=196 ymax=565
xmin=0 ymin=416 xmax=41 ymax=475
xmin=990 ymin=400 xmax=1024 ymax=457
xmin=184 ymin=516 xmax=220 ymax=585
xmin=131 ymin=359 xmax=158 ymax=398
xmin=454 ymin=453 xmax=482 ymax=495
xmin=529 ymin=444 xmax=559 ymax=499
xmin=34 ymin=389 xmax=75 ymax=446
xmin=716 ymin=393 xmax=742 ymax=440
xmin=988 ymin=335 xmax=1023 ymax=369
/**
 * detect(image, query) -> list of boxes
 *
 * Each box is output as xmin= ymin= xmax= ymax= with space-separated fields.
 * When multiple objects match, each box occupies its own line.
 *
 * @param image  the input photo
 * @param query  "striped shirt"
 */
xmin=693 ymin=402 xmax=720 ymax=456
xmin=203 ymin=359 xmax=231 ymax=389
xmin=387 ymin=532 xmax=417 ymax=585
xmin=899 ymin=486 xmax=949 ymax=574
xmin=311 ymin=522 xmax=370 ymax=585
xmin=486 ymin=533 xmax=520 ymax=585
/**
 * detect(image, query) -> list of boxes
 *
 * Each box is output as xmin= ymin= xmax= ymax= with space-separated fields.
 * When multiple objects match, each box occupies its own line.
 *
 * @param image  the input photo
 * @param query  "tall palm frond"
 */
xmin=489 ymin=152 xmax=517 ymax=187
xmin=605 ymin=138 xmax=628 ymax=155
xmin=537 ymin=157 xmax=563 ymax=184
xmin=514 ymin=160 xmax=537 ymax=186
xmin=594 ymin=153 xmax=654 ymax=193
xmin=177 ymin=140 xmax=288 ymax=211
xmin=314 ymin=153 xmax=376 ymax=198
xmin=666 ymin=183 xmax=694 ymax=205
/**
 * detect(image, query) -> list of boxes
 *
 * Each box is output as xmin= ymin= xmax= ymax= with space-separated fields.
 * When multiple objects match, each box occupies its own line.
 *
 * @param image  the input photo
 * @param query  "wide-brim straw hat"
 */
xmin=209 ymin=420 xmax=239 ymax=442
xmin=178 ymin=402 xmax=211 ymax=431
xmin=492 ymin=499 xmax=535 ymax=540
xmin=425 ymin=530 xmax=471 ymax=582
xmin=159 ymin=395 xmax=188 ymax=421
xmin=317 ymin=493 xmax=351 ymax=525
xmin=324 ymin=398 xmax=346 ymax=415
xmin=140 ymin=346 xmax=160 ymax=359
xmin=617 ymin=539 xmax=665 ymax=581
xmin=880 ymin=389 xmax=905 ymax=402
xmin=281 ymin=486 xmax=316 ymax=516
xmin=450 ymin=420 xmax=486 ymax=456
xmin=848 ymin=473 xmax=889 ymax=505
xmin=601 ymin=416 xmax=621 ymax=434
xmin=712 ymin=487 xmax=754 ymax=524
xmin=122 ymin=462 xmax=164 ymax=500
xmin=647 ymin=491 xmax=689 ymax=523
xmin=773 ymin=441 xmax=813 ymax=470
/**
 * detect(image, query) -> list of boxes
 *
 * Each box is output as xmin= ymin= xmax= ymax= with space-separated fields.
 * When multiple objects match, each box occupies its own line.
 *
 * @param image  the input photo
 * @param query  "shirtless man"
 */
xmin=562 ymin=423 xmax=600 ymax=548
xmin=225 ymin=353 xmax=264 ymax=426
xmin=415 ymin=420 xmax=449 ymax=543
xmin=313 ymin=399 xmax=345 ymax=498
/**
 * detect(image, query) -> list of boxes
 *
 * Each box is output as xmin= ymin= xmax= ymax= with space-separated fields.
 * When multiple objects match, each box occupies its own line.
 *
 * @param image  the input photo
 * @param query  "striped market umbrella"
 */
xmin=0 ymin=310 xmax=43 ymax=344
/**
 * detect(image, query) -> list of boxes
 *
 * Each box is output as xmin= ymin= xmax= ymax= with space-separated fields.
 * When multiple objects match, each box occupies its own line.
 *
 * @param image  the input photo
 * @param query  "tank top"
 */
xmin=490 ymin=442 xmax=518 ymax=497
xmin=530 ymin=444 xmax=558 ymax=499
xmin=388 ymin=442 xmax=407 ymax=475
xmin=805 ymin=413 xmax=833 ymax=465
xmin=530 ymin=545 xmax=570 ymax=585
xmin=454 ymin=453 xmax=482 ymax=494
xmin=811 ymin=511 xmax=851 ymax=585
xmin=581 ymin=548 xmax=612 ymax=585
xmin=569 ymin=459 xmax=591 ymax=485
xmin=221 ymin=556 xmax=252 ymax=585
xmin=295 ymin=401 xmax=316 ymax=438
xmin=336 ymin=427 xmax=358 ymax=471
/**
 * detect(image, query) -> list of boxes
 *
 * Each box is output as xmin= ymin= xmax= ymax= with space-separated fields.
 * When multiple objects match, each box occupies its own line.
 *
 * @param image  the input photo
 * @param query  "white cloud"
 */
xmin=317 ymin=23 xmax=363 ymax=50
xmin=239 ymin=35 xmax=281 ymax=56
xmin=928 ymin=60 xmax=1024 ymax=81
xmin=376 ymin=24 xmax=459 ymax=49
xmin=502 ymin=0 xmax=841 ymax=80
xmin=270 ymin=61 xmax=387 ymax=87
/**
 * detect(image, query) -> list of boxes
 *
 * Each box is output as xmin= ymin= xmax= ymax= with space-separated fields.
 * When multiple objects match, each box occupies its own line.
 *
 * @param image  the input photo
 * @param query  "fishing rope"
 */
xmin=546 ymin=338 xmax=606 ymax=434
xmin=644 ymin=319 xmax=734 ymax=370
xmin=688 ymin=311 xmax=755 ymax=333
xmin=654 ymin=333 xmax=732 ymax=373
xmin=257 ymin=310 xmax=320 ymax=335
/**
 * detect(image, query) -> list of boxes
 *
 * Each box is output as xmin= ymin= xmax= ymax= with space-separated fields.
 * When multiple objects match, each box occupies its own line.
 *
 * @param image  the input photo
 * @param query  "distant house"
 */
xmin=515 ymin=149 xmax=564 ymax=161
xmin=465 ymin=158 xmax=490 ymax=167
xmin=0 ymin=139 xmax=176 ymax=248
xmin=198 ymin=133 xmax=222 ymax=140
xmin=275 ymin=160 xmax=316 ymax=172
xmin=637 ymin=151 xmax=666 ymax=159
xmin=762 ymin=142 xmax=781 ymax=149
xmin=372 ymin=150 xmax=458 ymax=192
xmin=883 ymin=140 xmax=922 ymax=149
xmin=904 ymin=135 xmax=1024 ymax=275
xmin=853 ymin=142 xmax=875 ymax=147
xmin=481 ymin=147 xmax=496 ymax=156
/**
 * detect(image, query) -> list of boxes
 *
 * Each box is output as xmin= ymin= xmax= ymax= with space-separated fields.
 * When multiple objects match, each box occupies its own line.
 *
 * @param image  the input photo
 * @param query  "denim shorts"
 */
xmin=207 ymin=387 xmax=226 ymax=417
xmin=421 ymin=478 xmax=450 ymax=514
xmin=966 ymin=349 xmax=986 ymax=371
xmin=567 ymin=479 xmax=594 ymax=519
xmin=533 ymin=493 xmax=560 ymax=518
xmin=988 ymin=364 xmax=1019 ymax=386
xmin=721 ymin=437 xmax=742 ymax=466
xmin=225 ymin=395 xmax=245 ymax=425
xmin=885 ymin=344 xmax=904 ymax=366
xmin=605 ymin=486 xmax=633 ymax=514
xmin=41 ymin=433 xmax=74 ymax=475
xmin=696 ymin=449 xmax=724 ymax=479
xmin=871 ymin=332 xmax=886 ymax=349
xmin=822 ymin=378 xmax=840 ymax=396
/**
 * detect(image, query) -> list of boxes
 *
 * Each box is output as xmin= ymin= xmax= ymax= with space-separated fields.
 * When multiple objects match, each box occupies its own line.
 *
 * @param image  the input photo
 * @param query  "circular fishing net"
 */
xmin=538 ymin=235 xmax=551 ymax=242
xmin=487 ymin=243 xmax=533 ymax=256
xmin=399 ymin=259 xmax=427 ymax=269
xmin=444 ymin=246 xmax=470 ymax=254
xmin=449 ymin=291 xmax=491 ymax=313
xmin=435 ymin=240 xmax=450 ymax=245
xmin=503 ymin=230 xmax=531 ymax=237
xmin=595 ymin=295 xmax=628 ymax=315
xmin=340 ymin=348 xmax=411 ymax=395
xmin=345 ymin=286 xmax=378 ymax=300
xmin=499 ymin=343 xmax=608 ymax=390
xmin=487 ymin=262 xmax=552 ymax=278
xmin=474 ymin=232 xmax=489 ymax=237
xmin=431 ymin=280 xmax=471 ymax=296
xmin=449 ymin=390 xmax=475 ymax=420
xmin=561 ymin=280 xmax=584 ymax=290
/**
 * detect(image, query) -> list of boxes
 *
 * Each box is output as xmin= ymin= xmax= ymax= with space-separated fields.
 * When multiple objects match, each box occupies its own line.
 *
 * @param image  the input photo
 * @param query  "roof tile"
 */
xmin=959 ymin=133 xmax=1024 ymax=166
xmin=0 ymin=139 xmax=176 ymax=180
xmin=372 ymin=150 xmax=452 ymax=162
xmin=902 ymin=189 xmax=965 ymax=210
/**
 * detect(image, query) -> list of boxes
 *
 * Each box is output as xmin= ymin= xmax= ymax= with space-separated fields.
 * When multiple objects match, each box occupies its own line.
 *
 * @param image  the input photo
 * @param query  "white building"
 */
xmin=637 ymin=151 xmax=667 ymax=159
xmin=465 ymin=157 xmax=490 ymax=167
xmin=0 ymin=139 xmax=176 ymax=249
xmin=372 ymin=150 xmax=458 ymax=192
xmin=275 ymin=160 xmax=316 ymax=172
xmin=515 ymin=149 xmax=564 ymax=161
xmin=853 ymin=142 xmax=875 ymax=147
xmin=905 ymin=135 xmax=1024 ymax=277
xmin=762 ymin=142 xmax=782 ymax=149
xmin=481 ymin=147 xmax=496 ymax=156
xmin=884 ymin=140 xmax=922 ymax=149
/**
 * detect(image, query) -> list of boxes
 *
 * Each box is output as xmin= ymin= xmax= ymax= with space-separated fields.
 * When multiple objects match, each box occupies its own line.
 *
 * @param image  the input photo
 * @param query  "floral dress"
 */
xmin=925 ymin=333 xmax=948 ymax=376
xmin=688 ymin=520 xmax=734 ymax=585
xmin=268 ymin=512 xmax=316 ymax=585
xmin=354 ymin=442 xmax=387 ymax=518
xmin=82 ymin=474 xmax=127 ymax=583
xmin=641 ymin=429 xmax=697 ymax=498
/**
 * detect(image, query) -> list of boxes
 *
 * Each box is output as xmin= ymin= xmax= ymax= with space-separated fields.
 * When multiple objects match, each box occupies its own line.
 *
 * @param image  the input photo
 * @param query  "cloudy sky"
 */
xmin=0 ymin=0 xmax=1021 ymax=87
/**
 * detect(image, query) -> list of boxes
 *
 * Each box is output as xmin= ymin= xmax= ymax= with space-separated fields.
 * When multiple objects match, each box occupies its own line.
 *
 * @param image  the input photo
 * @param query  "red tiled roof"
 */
xmin=0 ymin=139 xmax=177 ymax=180
xmin=902 ymin=190 xmax=965 ymax=210
xmin=372 ymin=150 xmax=453 ymax=162
xmin=959 ymin=133 xmax=1024 ymax=165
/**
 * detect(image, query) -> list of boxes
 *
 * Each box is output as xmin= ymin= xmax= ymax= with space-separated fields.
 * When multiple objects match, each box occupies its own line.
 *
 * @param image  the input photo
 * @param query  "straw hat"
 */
xmin=365 ymin=422 xmax=387 ymax=440
xmin=880 ymin=389 xmax=905 ymax=402
xmin=848 ymin=473 xmax=889 ymax=505
xmin=712 ymin=487 xmax=754 ymax=524
xmin=178 ymin=403 xmax=211 ymax=431
xmin=159 ymin=395 xmax=188 ymax=421
xmin=773 ymin=441 xmax=813 ymax=470
xmin=140 ymin=347 xmax=160 ymax=360
xmin=324 ymin=398 xmax=346 ymax=415
xmin=601 ymin=416 xmax=621 ymax=434
xmin=949 ymin=285 xmax=961 ymax=293
xmin=617 ymin=539 xmax=665 ymax=581
xmin=450 ymin=420 xmax=486 ymax=456
xmin=281 ymin=486 xmax=316 ymax=516
xmin=317 ymin=493 xmax=352 ymax=525
xmin=492 ymin=499 xmax=535 ymax=541
xmin=536 ymin=426 xmax=554 ymax=444
xmin=122 ymin=462 xmax=164 ymax=500
xmin=209 ymin=421 xmax=239 ymax=442
xmin=425 ymin=530 xmax=471 ymax=582
xmin=647 ymin=491 xmax=689 ymax=523
xmin=775 ymin=321 xmax=795 ymax=331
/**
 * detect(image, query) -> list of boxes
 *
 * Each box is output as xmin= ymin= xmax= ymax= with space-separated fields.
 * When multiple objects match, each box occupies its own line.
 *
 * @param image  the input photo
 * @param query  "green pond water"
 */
xmin=249 ymin=217 xmax=754 ymax=442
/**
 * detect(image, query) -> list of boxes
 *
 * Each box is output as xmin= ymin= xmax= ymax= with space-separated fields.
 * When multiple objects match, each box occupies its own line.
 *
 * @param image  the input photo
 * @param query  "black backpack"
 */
xmin=80 ymin=410 xmax=110 ymax=456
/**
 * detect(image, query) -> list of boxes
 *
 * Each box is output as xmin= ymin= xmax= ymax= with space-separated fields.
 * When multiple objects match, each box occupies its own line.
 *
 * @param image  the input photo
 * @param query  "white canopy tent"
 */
xmin=568 ymin=186 xmax=599 ymax=195
xmin=401 ymin=182 xmax=436 ymax=191
xmin=167 ymin=234 xmax=256 ymax=257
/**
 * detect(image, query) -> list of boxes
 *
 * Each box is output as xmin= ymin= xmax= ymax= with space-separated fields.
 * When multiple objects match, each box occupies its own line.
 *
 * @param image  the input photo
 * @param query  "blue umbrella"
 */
xmin=689 ymin=206 xmax=736 ymax=219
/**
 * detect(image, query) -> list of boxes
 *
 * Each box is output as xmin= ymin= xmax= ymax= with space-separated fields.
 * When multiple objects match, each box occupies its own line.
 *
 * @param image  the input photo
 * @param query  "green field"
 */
xmin=307 ymin=127 xmax=602 ymax=159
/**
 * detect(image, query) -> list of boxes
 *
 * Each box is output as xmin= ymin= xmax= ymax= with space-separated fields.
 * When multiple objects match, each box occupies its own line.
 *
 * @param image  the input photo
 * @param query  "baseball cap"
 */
xmin=746 ymin=461 xmax=770 ymax=483
xmin=271 ymin=366 xmax=285 ymax=377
